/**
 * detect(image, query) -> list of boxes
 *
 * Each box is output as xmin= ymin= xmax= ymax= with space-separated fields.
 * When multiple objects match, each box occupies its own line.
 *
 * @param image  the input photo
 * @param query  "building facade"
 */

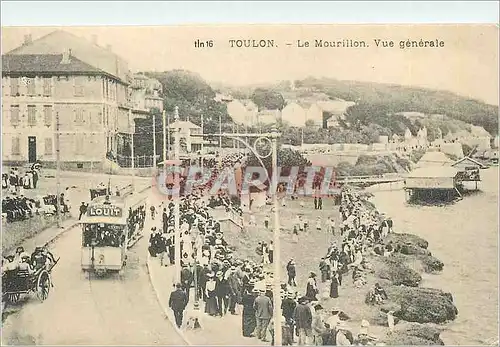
xmin=281 ymin=102 xmax=307 ymax=127
xmin=1 ymin=30 xmax=149 ymax=169
xmin=168 ymin=120 xmax=203 ymax=155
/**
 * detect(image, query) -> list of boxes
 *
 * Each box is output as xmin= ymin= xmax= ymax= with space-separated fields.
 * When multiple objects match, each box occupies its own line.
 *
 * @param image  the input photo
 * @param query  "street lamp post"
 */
xmin=270 ymin=126 xmax=282 ymax=346
xmin=192 ymin=228 xmax=200 ymax=307
xmin=174 ymin=106 xmax=181 ymax=284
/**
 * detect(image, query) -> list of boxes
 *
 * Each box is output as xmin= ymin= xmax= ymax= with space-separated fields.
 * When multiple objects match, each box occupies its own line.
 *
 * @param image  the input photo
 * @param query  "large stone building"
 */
xmin=1 ymin=30 xmax=160 ymax=169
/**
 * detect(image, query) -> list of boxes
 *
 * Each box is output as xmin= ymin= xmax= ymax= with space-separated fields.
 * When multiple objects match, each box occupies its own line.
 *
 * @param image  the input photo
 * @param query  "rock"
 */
xmin=386 ymin=233 xmax=429 ymax=249
xmin=399 ymin=243 xmax=432 ymax=256
xmin=418 ymin=255 xmax=444 ymax=273
xmin=374 ymin=256 xmax=422 ymax=287
xmin=383 ymin=323 xmax=445 ymax=345
xmin=396 ymin=287 xmax=458 ymax=324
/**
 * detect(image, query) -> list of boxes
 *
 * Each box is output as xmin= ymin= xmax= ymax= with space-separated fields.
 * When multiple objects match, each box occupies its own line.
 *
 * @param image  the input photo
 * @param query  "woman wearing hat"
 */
xmin=241 ymin=280 xmax=258 ymax=337
xmin=305 ymin=272 xmax=319 ymax=301
xmin=204 ymin=272 xmax=218 ymax=316
xmin=330 ymin=271 xmax=341 ymax=299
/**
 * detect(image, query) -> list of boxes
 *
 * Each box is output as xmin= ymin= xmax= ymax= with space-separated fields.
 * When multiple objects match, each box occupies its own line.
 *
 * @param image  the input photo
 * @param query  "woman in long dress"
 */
xmin=204 ymin=273 xmax=219 ymax=316
xmin=241 ymin=288 xmax=257 ymax=337
xmin=330 ymin=272 xmax=340 ymax=298
xmin=306 ymin=272 xmax=319 ymax=301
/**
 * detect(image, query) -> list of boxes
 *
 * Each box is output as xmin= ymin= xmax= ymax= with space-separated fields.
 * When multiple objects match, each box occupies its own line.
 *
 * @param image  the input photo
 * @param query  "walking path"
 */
xmin=147 ymin=254 xmax=267 ymax=346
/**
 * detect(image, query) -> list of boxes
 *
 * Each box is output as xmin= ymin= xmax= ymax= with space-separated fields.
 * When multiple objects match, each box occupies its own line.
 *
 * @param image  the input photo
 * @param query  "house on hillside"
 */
xmin=226 ymin=99 xmax=259 ymax=126
xmin=256 ymin=109 xmax=281 ymax=125
xmin=304 ymin=100 xmax=354 ymax=129
xmin=227 ymin=100 xmax=248 ymax=124
xmin=281 ymin=101 xmax=307 ymax=127
xmin=1 ymin=30 xmax=144 ymax=169
xmin=130 ymin=73 xmax=164 ymax=112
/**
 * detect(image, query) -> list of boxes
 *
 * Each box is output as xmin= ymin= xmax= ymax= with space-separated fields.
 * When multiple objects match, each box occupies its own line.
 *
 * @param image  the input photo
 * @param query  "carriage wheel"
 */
xmin=6 ymin=293 xmax=20 ymax=304
xmin=36 ymin=270 xmax=51 ymax=302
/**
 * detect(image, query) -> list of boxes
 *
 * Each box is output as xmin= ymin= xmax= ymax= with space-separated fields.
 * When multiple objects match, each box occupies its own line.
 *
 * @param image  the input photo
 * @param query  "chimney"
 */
xmin=23 ymin=34 xmax=32 ymax=45
xmin=61 ymin=48 xmax=71 ymax=64
xmin=106 ymin=44 xmax=112 ymax=51
xmin=92 ymin=35 xmax=98 ymax=45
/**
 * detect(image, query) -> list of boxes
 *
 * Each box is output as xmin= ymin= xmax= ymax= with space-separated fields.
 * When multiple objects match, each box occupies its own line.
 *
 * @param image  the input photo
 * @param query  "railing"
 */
xmin=115 ymin=154 xmax=158 ymax=168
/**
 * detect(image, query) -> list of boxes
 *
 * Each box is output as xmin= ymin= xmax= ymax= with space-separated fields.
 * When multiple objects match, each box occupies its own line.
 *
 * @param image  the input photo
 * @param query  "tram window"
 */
xmin=82 ymin=224 xmax=124 ymax=247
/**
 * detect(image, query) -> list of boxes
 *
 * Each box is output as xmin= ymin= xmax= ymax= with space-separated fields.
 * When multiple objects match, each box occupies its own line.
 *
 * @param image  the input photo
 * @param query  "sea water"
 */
xmin=372 ymin=167 xmax=499 ymax=345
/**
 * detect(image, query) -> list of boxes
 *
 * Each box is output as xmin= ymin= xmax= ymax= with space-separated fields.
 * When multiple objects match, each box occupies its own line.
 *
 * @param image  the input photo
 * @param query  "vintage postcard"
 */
xmin=1 ymin=24 xmax=498 ymax=346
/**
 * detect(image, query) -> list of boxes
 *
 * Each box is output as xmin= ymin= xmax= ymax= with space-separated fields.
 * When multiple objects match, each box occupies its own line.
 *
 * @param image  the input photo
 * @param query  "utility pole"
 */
xmin=153 ymin=114 xmax=157 ymax=169
xmin=219 ymin=113 xmax=222 ymax=151
xmin=201 ymin=114 xmax=204 ymax=169
xmin=271 ymin=126 xmax=282 ymax=346
xmin=163 ymin=110 xmax=167 ymax=172
xmin=167 ymin=111 xmax=171 ymax=160
xmin=55 ymin=112 xmax=61 ymax=228
xmin=174 ymin=106 xmax=181 ymax=284
xmin=129 ymin=109 xmax=135 ymax=192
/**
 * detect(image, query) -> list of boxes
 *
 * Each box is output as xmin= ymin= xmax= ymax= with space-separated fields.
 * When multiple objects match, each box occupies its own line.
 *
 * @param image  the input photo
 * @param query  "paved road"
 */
xmin=1 ymin=195 xmax=186 ymax=345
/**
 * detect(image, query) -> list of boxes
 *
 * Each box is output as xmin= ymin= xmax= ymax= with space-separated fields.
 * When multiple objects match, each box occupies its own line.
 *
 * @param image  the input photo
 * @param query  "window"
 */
xmin=11 ymin=137 xmax=20 ymax=155
xmin=28 ymin=105 xmax=37 ymax=126
xmin=75 ymin=135 xmax=84 ymax=154
xmin=10 ymin=105 xmax=20 ymax=125
xmin=75 ymin=108 xmax=85 ymax=123
xmin=74 ymin=78 xmax=84 ymax=96
xmin=26 ymin=77 xmax=35 ymax=95
xmin=43 ymin=106 xmax=53 ymax=126
xmin=44 ymin=138 xmax=53 ymax=155
xmin=10 ymin=78 xmax=19 ymax=96
xmin=43 ymin=78 xmax=52 ymax=96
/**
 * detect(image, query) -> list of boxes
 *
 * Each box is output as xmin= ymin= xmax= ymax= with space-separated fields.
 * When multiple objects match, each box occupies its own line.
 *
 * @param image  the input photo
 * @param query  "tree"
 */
xmin=246 ymin=147 xmax=310 ymax=170
xmin=250 ymin=88 xmax=286 ymax=111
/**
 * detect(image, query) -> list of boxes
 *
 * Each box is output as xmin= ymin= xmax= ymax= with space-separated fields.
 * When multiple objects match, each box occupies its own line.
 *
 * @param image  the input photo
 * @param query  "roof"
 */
xmin=407 ymin=166 xmax=459 ymax=178
xmin=2 ymin=54 xmax=104 ymax=75
xmin=417 ymin=151 xmax=453 ymax=167
xmin=168 ymin=120 xmax=201 ymax=130
xmin=451 ymin=156 xmax=487 ymax=169
xmin=6 ymin=30 xmax=129 ymax=83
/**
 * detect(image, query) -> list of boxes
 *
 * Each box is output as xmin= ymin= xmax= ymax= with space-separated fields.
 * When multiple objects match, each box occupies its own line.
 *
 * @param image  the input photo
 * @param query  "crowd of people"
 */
xmin=2 ymin=164 xmax=41 ymax=195
xmin=151 ymin=149 xmax=399 ymax=345
xmin=288 ymin=186 xmax=396 ymax=345
xmin=1 ymin=164 xmax=74 ymax=223
xmin=2 ymin=192 xmax=71 ymax=223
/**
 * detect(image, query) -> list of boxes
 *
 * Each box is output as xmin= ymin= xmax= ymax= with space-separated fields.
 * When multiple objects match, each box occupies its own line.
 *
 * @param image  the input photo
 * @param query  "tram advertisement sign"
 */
xmin=88 ymin=205 xmax=123 ymax=217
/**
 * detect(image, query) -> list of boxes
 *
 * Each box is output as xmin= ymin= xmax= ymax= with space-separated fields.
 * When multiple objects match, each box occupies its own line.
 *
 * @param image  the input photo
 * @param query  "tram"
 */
xmin=80 ymin=194 xmax=147 ymax=275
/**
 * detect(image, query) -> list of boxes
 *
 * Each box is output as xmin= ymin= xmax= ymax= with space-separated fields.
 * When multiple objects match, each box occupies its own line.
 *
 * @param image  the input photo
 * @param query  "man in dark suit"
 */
xmin=169 ymin=283 xmax=188 ymax=328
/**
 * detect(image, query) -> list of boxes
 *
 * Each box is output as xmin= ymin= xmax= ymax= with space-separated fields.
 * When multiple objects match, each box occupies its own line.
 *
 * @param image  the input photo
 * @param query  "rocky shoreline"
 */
xmin=363 ymin=231 xmax=458 ymax=345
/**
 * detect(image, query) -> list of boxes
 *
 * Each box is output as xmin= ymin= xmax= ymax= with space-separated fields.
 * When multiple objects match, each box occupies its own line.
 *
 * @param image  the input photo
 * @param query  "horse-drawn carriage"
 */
xmin=2 ymin=256 xmax=59 ymax=307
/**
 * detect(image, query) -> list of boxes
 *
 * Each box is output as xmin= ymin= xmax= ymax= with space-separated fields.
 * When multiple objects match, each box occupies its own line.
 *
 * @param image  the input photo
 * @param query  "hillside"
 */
xmin=297 ymin=77 xmax=498 ymax=136
xmin=217 ymin=77 xmax=498 ymax=137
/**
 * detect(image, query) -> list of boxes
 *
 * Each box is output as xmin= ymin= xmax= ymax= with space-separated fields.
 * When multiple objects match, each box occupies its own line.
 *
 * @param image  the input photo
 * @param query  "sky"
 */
xmin=2 ymin=25 xmax=499 ymax=105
